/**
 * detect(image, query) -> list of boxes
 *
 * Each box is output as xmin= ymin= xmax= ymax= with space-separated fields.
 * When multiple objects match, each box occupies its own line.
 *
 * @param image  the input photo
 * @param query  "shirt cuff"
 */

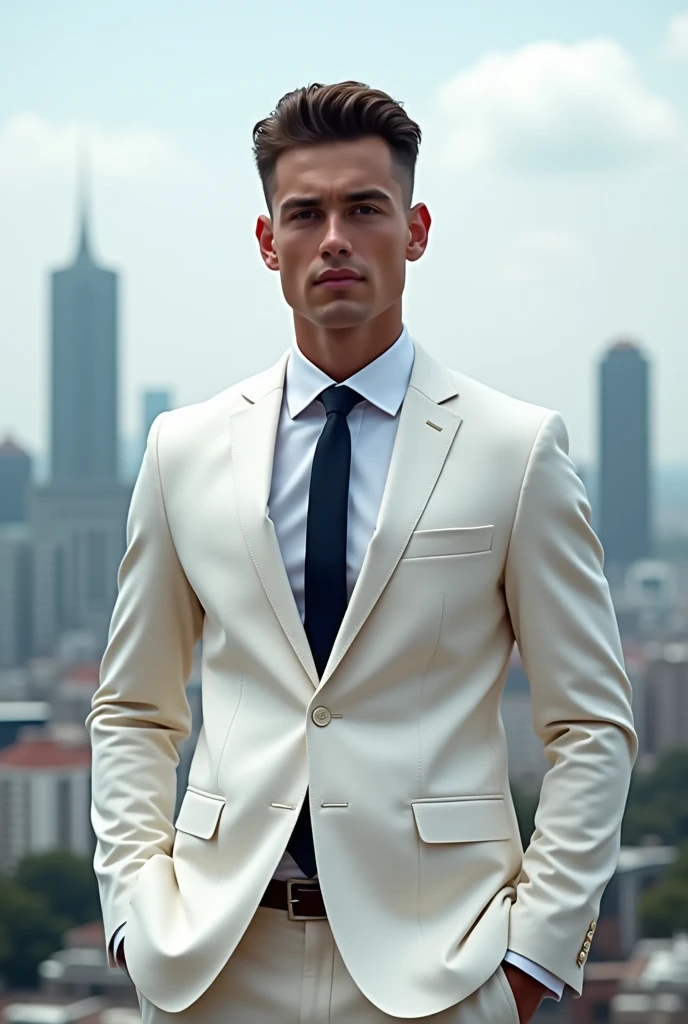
xmin=503 ymin=950 xmax=565 ymax=1000
xmin=112 ymin=923 xmax=127 ymax=967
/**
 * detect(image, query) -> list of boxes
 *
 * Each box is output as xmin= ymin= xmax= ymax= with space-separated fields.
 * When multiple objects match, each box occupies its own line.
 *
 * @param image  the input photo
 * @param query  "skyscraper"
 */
xmin=31 ymin=150 xmax=132 ymax=656
xmin=0 ymin=436 xmax=32 ymax=522
xmin=143 ymin=389 xmax=172 ymax=447
xmin=50 ymin=157 xmax=119 ymax=483
xmin=599 ymin=340 xmax=652 ymax=572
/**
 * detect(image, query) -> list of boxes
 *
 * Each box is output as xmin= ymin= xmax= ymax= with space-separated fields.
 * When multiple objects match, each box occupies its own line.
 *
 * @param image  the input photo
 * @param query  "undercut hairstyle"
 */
xmin=252 ymin=81 xmax=422 ymax=213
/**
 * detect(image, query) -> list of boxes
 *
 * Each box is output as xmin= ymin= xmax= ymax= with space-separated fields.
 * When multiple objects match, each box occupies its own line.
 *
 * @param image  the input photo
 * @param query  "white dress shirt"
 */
xmin=114 ymin=325 xmax=564 ymax=999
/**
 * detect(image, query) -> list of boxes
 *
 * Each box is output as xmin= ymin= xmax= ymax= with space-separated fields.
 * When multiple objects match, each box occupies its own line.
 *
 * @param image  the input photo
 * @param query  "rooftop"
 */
xmin=2 ymin=998 xmax=104 ymax=1023
xmin=0 ymin=701 xmax=50 ymax=723
xmin=641 ymin=933 xmax=688 ymax=987
xmin=62 ymin=662 xmax=101 ymax=688
xmin=617 ymin=845 xmax=677 ymax=874
xmin=0 ymin=736 xmax=91 ymax=771
xmin=64 ymin=920 xmax=105 ymax=949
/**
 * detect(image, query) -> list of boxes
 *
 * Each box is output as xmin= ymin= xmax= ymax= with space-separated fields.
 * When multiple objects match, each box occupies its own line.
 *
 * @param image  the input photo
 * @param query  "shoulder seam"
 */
xmin=150 ymin=412 xmax=175 ymax=542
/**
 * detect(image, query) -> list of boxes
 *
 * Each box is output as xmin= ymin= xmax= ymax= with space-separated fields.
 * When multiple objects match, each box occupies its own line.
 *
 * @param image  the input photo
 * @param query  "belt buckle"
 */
xmin=286 ymin=878 xmax=326 ymax=921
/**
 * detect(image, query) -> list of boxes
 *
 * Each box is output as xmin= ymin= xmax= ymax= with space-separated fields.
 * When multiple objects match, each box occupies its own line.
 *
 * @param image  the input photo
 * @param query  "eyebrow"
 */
xmin=279 ymin=188 xmax=393 ymax=215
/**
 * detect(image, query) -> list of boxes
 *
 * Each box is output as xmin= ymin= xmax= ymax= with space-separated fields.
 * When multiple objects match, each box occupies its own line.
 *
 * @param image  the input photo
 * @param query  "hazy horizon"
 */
xmin=2 ymin=0 xmax=687 ymax=466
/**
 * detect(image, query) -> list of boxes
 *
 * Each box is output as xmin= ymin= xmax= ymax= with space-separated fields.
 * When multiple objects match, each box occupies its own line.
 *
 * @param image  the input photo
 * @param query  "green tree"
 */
xmin=622 ymin=749 xmax=688 ymax=846
xmin=0 ymin=877 xmax=67 ymax=989
xmin=14 ymin=850 xmax=100 ymax=928
xmin=640 ymin=845 xmax=688 ymax=937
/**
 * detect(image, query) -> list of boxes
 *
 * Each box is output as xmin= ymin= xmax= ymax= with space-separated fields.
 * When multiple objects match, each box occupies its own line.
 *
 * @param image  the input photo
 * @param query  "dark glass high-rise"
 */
xmin=599 ymin=340 xmax=651 ymax=574
xmin=50 ymin=191 xmax=118 ymax=483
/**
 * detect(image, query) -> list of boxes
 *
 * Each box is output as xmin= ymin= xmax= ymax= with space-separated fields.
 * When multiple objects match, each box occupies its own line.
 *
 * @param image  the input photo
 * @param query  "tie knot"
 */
xmin=318 ymin=385 xmax=362 ymax=418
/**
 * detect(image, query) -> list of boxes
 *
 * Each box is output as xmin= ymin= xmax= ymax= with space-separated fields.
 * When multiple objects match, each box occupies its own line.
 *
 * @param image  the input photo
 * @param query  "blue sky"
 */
xmin=2 ymin=0 xmax=688 ymax=464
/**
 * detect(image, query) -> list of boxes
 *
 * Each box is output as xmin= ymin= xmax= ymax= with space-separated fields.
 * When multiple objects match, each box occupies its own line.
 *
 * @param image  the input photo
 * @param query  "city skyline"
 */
xmin=2 ymin=169 xmax=687 ymax=479
xmin=2 ymin=1 xmax=687 ymax=467
xmin=0 ymin=7 xmax=687 ymax=1019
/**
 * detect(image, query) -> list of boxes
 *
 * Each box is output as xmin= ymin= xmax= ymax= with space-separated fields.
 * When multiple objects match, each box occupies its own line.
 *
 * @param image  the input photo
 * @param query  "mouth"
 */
xmin=315 ymin=276 xmax=362 ymax=288
xmin=314 ymin=270 xmax=365 ymax=289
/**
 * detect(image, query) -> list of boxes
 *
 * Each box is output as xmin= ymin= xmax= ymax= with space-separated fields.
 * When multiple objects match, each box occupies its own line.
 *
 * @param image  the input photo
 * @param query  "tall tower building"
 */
xmin=143 ymin=389 xmax=172 ymax=446
xmin=50 ymin=154 xmax=119 ymax=483
xmin=599 ymin=340 xmax=652 ymax=572
xmin=31 ymin=148 xmax=132 ymax=656
xmin=0 ymin=437 xmax=32 ymax=523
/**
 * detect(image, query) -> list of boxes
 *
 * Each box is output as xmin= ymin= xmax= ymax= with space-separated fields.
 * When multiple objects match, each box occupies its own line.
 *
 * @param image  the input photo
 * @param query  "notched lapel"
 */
xmin=229 ymin=364 xmax=318 ymax=687
xmin=320 ymin=363 xmax=462 ymax=686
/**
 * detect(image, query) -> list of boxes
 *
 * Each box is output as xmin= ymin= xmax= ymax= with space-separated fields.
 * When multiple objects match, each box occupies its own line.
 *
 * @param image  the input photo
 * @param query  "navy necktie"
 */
xmin=286 ymin=384 xmax=363 ymax=877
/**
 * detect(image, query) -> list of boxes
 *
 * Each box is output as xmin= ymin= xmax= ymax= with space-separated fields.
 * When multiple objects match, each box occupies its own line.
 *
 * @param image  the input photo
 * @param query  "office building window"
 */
xmin=86 ymin=531 xmax=107 ymax=603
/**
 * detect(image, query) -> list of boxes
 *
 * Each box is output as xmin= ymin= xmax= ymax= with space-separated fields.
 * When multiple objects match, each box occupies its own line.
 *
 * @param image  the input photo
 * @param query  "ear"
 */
xmin=256 ymin=215 xmax=280 ymax=271
xmin=406 ymin=203 xmax=431 ymax=263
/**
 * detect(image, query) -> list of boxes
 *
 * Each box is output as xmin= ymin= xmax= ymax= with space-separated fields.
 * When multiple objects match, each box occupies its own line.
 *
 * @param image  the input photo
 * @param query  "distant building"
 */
xmin=30 ymin=482 xmax=132 ymax=656
xmin=0 ymin=524 xmax=33 ymax=668
xmin=641 ymin=640 xmax=688 ymax=758
xmin=599 ymin=341 xmax=652 ymax=576
xmin=0 ymin=732 xmax=92 ymax=873
xmin=50 ymin=158 xmax=119 ymax=484
xmin=130 ymin=389 xmax=173 ymax=476
xmin=30 ymin=156 xmax=131 ymax=658
xmin=571 ymin=847 xmax=679 ymax=1024
xmin=0 ymin=996 xmax=139 ymax=1023
xmin=613 ymin=560 xmax=680 ymax=639
xmin=52 ymin=661 xmax=100 ymax=731
xmin=36 ymin=922 xmax=138 ymax=1011
xmin=143 ymin=389 xmax=172 ymax=447
xmin=610 ymin=932 xmax=688 ymax=1021
xmin=597 ymin=844 xmax=678 ymax=962
xmin=0 ymin=436 xmax=32 ymax=522
xmin=37 ymin=947 xmax=138 ymax=1009
xmin=0 ymin=701 xmax=49 ymax=751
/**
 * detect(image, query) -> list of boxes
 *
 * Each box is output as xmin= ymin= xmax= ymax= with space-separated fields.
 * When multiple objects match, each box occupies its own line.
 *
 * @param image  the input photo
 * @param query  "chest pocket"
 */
xmin=403 ymin=525 xmax=494 ymax=560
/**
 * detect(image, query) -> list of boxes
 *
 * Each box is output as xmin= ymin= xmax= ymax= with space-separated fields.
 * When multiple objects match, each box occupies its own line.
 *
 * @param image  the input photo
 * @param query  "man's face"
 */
xmin=256 ymin=137 xmax=429 ymax=329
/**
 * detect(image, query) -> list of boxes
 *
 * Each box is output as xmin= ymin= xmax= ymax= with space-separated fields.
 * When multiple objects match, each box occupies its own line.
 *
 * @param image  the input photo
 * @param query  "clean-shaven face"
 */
xmin=262 ymin=136 xmax=414 ymax=329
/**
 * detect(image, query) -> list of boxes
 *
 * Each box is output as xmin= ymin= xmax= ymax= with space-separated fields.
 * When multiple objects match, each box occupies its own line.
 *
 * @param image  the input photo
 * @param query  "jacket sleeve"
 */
xmin=86 ymin=414 xmax=204 ymax=965
xmin=504 ymin=411 xmax=638 ymax=994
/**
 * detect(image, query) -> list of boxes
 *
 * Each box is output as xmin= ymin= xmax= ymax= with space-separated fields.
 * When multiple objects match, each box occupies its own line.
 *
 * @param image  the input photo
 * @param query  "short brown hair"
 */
xmin=252 ymin=81 xmax=422 ymax=212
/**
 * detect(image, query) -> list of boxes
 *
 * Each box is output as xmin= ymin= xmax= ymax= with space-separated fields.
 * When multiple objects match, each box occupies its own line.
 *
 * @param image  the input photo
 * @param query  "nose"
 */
xmin=319 ymin=214 xmax=352 ymax=258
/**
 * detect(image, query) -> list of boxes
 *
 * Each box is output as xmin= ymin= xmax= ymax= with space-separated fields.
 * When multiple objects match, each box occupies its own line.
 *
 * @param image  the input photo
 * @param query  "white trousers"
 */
xmin=136 ymin=906 xmax=519 ymax=1024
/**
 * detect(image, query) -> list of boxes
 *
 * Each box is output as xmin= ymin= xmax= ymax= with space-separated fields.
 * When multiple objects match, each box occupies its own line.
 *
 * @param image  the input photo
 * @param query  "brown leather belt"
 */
xmin=260 ymin=878 xmax=327 ymax=920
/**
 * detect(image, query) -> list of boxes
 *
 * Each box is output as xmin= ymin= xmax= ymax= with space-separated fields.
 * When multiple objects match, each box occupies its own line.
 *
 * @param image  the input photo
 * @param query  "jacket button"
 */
xmin=312 ymin=707 xmax=332 ymax=727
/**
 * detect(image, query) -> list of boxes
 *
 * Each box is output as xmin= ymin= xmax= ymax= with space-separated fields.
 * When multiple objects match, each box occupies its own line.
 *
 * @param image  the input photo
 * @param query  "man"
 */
xmin=87 ymin=81 xmax=637 ymax=1023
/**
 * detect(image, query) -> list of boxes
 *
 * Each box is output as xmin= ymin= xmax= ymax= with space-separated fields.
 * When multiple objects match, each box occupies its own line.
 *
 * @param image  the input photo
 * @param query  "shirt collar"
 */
xmin=285 ymin=325 xmax=414 ymax=420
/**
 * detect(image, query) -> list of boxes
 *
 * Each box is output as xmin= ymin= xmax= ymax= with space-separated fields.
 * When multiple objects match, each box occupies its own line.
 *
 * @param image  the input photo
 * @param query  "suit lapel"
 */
xmin=229 ymin=355 xmax=319 ymax=687
xmin=319 ymin=345 xmax=462 ymax=686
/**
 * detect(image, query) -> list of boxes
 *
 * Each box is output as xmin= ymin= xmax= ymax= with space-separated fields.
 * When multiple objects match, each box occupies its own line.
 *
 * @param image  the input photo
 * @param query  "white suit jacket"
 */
xmin=87 ymin=342 xmax=637 ymax=1017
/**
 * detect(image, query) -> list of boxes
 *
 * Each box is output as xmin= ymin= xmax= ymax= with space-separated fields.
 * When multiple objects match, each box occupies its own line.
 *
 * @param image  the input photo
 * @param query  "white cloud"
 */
xmin=502 ymin=229 xmax=584 ymax=286
xmin=665 ymin=12 xmax=688 ymax=58
xmin=0 ymin=113 xmax=200 ymax=186
xmin=436 ymin=39 xmax=683 ymax=173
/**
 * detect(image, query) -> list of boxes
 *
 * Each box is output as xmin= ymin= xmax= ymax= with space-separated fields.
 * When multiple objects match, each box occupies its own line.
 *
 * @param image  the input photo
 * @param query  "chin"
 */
xmin=309 ymin=301 xmax=372 ymax=330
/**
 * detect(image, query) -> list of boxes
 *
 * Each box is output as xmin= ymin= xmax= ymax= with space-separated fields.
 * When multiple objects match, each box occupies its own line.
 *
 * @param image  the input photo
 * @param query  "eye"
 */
xmin=353 ymin=205 xmax=378 ymax=215
xmin=291 ymin=210 xmax=319 ymax=221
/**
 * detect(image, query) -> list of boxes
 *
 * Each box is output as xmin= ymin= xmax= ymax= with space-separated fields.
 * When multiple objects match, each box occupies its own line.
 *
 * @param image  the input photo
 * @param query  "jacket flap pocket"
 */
xmin=411 ymin=797 xmax=510 ymax=843
xmin=404 ymin=526 xmax=494 ymax=560
xmin=175 ymin=787 xmax=226 ymax=839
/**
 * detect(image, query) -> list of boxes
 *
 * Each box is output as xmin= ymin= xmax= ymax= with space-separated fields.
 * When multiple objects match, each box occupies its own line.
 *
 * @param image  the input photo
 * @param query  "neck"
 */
xmin=293 ymin=304 xmax=403 ymax=382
